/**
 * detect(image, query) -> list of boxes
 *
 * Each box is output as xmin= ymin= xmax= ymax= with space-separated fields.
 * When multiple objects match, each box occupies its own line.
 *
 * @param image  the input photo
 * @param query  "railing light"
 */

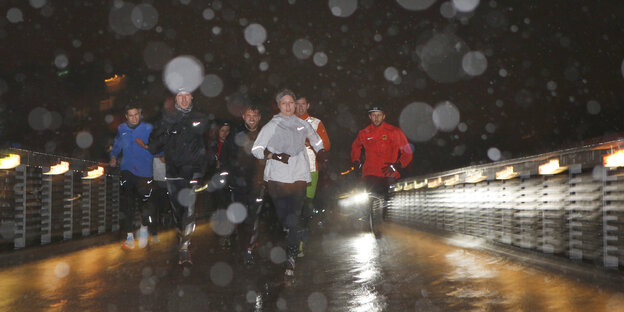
xmin=539 ymin=159 xmax=567 ymax=175
xmin=403 ymin=181 xmax=413 ymax=191
xmin=427 ymin=177 xmax=442 ymax=188
xmin=413 ymin=179 xmax=427 ymax=189
xmin=444 ymin=175 xmax=460 ymax=186
xmin=604 ymin=150 xmax=624 ymax=168
xmin=82 ymin=166 xmax=104 ymax=179
xmin=44 ymin=161 xmax=69 ymax=175
xmin=496 ymin=166 xmax=518 ymax=180
xmin=0 ymin=154 xmax=20 ymax=169
xmin=465 ymin=170 xmax=486 ymax=183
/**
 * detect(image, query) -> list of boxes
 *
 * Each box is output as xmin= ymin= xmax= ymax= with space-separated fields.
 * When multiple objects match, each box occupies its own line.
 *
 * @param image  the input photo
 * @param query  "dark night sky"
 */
xmin=1 ymin=0 xmax=623 ymax=177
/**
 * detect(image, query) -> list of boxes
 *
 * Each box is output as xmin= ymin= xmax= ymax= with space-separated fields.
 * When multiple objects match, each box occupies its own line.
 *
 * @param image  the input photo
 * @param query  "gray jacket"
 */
xmin=252 ymin=113 xmax=324 ymax=183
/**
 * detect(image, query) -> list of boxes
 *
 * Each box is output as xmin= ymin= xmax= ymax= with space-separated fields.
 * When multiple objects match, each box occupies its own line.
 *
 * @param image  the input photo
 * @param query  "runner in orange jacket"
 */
xmin=351 ymin=106 xmax=413 ymax=195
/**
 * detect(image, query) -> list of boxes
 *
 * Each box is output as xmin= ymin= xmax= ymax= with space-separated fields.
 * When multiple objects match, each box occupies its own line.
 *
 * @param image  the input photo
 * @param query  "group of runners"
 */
xmin=109 ymin=88 xmax=412 ymax=276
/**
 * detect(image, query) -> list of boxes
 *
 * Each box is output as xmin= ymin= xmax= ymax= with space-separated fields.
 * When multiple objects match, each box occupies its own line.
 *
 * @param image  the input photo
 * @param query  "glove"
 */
xmin=316 ymin=149 xmax=329 ymax=164
xmin=272 ymin=153 xmax=290 ymax=164
xmin=382 ymin=162 xmax=401 ymax=176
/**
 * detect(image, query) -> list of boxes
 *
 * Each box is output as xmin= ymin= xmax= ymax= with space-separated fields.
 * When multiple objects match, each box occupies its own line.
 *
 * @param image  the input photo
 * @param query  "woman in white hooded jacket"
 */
xmin=251 ymin=89 xmax=327 ymax=276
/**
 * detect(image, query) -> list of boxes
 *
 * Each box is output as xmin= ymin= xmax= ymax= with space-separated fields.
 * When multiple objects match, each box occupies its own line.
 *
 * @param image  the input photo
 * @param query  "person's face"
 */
xmin=278 ymin=95 xmax=296 ymax=116
xmin=295 ymin=98 xmax=309 ymax=116
xmin=218 ymin=125 xmax=230 ymax=141
xmin=242 ymin=109 xmax=261 ymax=131
xmin=125 ymin=108 xmax=141 ymax=126
xmin=175 ymin=92 xmax=193 ymax=109
xmin=369 ymin=111 xmax=385 ymax=127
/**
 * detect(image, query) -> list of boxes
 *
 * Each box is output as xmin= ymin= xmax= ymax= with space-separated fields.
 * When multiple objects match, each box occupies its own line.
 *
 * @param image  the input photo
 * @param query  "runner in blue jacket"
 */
xmin=109 ymin=104 xmax=155 ymax=250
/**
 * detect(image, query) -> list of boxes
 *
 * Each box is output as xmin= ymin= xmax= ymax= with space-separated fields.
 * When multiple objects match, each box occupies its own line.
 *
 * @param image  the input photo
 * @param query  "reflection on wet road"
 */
xmin=0 ymin=220 xmax=622 ymax=311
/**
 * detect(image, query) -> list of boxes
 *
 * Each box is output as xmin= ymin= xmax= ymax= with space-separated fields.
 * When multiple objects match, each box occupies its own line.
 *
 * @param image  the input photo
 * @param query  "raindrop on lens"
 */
xmin=163 ymin=55 xmax=205 ymax=94
xmin=396 ymin=0 xmax=437 ymax=11
xmin=109 ymin=2 xmax=138 ymax=36
xmin=440 ymin=2 xmax=457 ymax=18
xmin=432 ymin=101 xmax=460 ymax=132
xmin=313 ymin=52 xmax=328 ymax=67
xmin=307 ymin=292 xmax=328 ymax=312
xmin=457 ymin=122 xmax=468 ymax=132
xmin=462 ymin=51 xmax=487 ymax=76
xmin=259 ymin=61 xmax=269 ymax=71
xmin=292 ymin=38 xmax=314 ymax=60
xmin=246 ymin=291 xmax=257 ymax=303
xmin=226 ymin=202 xmax=247 ymax=224
xmin=6 ymin=8 xmax=23 ymax=23
xmin=277 ymin=297 xmax=288 ymax=310
xmin=200 ymin=74 xmax=224 ymax=98
xmin=210 ymin=262 xmax=233 ymax=287
xmin=203 ymin=8 xmax=215 ymax=20
xmin=210 ymin=209 xmax=235 ymax=236
xmin=399 ymin=102 xmax=437 ymax=142
xmin=384 ymin=67 xmax=400 ymax=83
xmin=452 ymin=0 xmax=480 ymax=12
xmin=131 ymin=4 xmax=158 ymax=30
xmin=175 ymin=188 xmax=194 ymax=208
xmin=28 ymin=107 xmax=52 ymax=131
xmin=587 ymin=100 xmax=600 ymax=115
xmin=54 ymin=262 xmax=70 ymax=278
xmin=328 ymin=0 xmax=358 ymax=17
xmin=487 ymin=147 xmax=501 ymax=161
xmin=76 ymin=131 xmax=94 ymax=149
xmin=29 ymin=0 xmax=47 ymax=9
xmin=54 ymin=54 xmax=69 ymax=69
xmin=244 ymin=23 xmax=267 ymax=46
xmin=269 ymin=246 xmax=286 ymax=264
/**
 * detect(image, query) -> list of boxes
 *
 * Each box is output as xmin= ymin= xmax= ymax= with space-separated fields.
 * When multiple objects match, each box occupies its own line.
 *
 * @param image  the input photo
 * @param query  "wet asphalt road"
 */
xmin=0 ymin=214 xmax=623 ymax=312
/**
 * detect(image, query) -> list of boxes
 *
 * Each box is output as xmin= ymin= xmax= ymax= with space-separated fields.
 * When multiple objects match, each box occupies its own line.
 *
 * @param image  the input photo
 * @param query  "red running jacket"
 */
xmin=351 ymin=122 xmax=413 ymax=179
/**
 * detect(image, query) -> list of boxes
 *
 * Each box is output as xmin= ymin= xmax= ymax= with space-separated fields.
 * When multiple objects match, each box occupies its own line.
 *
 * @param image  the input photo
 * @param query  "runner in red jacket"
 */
xmin=351 ymin=106 xmax=413 ymax=195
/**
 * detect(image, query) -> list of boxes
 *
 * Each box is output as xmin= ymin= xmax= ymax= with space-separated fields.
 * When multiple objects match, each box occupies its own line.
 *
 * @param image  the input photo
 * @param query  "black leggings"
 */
xmin=267 ymin=180 xmax=306 ymax=258
xmin=119 ymin=170 xmax=154 ymax=234
xmin=167 ymin=178 xmax=197 ymax=248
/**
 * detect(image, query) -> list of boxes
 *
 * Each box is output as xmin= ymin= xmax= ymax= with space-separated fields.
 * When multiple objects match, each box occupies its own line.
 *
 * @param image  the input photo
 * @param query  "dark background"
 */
xmin=1 ymin=0 xmax=623 ymax=177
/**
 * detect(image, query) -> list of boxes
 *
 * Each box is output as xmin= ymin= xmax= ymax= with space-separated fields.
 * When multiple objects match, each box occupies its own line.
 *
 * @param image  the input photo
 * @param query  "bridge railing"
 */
xmin=0 ymin=148 xmax=120 ymax=250
xmin=388 ymin=139 xmax=624 ymax=268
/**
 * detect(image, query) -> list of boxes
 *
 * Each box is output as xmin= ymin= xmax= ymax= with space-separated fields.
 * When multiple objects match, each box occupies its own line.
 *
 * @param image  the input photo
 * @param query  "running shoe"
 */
xmin=244 ymin=248 xmax=255 ymax=266
xmin=297 ymin=241 xmax=305 ymax=258
xmin=178 ymin=249 xmax=193 ymax=265
xmin=121 ymin=236 xmax=135 ymax=250
xmin=284 ymin=256 xmax=296 ymax=276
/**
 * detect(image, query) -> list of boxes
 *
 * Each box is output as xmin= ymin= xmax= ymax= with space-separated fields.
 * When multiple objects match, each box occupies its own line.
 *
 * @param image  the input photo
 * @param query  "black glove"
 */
xmin=382 ymin=162 xmax=401 ymax=176
xmin=272 ymin=153 xmax=290 ymax=164
xmin=316 ymin=149 xmax=329 ymax=164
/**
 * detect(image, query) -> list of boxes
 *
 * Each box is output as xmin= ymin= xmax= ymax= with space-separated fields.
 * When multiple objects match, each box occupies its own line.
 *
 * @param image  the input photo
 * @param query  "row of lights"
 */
xmin=394 ymin=150 xmax=624 ymax=192
xmin=0 ymin=154 xmax=104 ymax=179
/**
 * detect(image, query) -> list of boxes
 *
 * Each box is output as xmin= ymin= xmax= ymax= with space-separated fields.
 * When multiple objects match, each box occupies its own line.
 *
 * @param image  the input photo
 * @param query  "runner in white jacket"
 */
xmin=251 ymin=89 xmax=327 ymax=276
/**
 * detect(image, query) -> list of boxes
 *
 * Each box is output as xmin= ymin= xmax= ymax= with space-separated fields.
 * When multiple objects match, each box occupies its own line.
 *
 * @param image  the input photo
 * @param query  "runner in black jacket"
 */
xmin=148 ymin=89 xmax=209 ymax=265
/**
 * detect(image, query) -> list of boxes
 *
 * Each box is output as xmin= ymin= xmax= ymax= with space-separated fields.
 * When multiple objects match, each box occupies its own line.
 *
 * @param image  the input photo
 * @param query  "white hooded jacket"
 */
xmin=251 ymin=113 xmax=324 ymax=183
